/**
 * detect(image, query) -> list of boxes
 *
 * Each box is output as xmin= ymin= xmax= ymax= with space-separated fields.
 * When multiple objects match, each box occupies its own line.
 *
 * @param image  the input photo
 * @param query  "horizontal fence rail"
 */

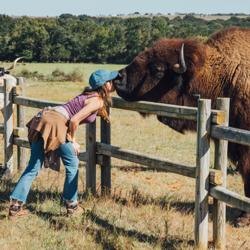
xmin=210 ymin=186 xmax=250 ymax=213
xmin=13 ymin=95 xmax=224 ymax=124
xmin=211 ymin=125 xmax=250 ymax=146
xmin=12 ymin=137 xmax=197 ymax=178
xmin=96 ymin=142 xmax=196 ymax=178
xmin=14 ymin=96 xmax=63 ymax=109
xmin=113 ymin=97 xmax=225 ymax=124
xmin=13 ymin=137 xmax=87 ymax=162
xmin=112 ymin=97 xmax=198 ymax=120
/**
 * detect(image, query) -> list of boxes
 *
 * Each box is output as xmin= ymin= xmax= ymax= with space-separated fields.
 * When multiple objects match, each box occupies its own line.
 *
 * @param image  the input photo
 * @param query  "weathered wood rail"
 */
xmin=1 ymin=79 xmax=250 ymax=249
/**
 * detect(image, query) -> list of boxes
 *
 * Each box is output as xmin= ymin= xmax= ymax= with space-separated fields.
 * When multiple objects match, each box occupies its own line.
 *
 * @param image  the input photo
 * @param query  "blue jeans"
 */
xmin=10 ymin=139 xmax=79 ymax=204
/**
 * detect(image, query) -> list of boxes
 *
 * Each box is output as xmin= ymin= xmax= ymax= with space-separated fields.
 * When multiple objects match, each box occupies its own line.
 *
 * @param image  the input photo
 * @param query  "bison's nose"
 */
xmin=114 ymin=69 xmax=127 ymax=91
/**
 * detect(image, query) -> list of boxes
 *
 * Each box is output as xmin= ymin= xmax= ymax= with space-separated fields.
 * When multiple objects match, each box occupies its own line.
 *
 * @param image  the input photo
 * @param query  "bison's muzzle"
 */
xmin=114 ymin=69 xmax=138 ymax=101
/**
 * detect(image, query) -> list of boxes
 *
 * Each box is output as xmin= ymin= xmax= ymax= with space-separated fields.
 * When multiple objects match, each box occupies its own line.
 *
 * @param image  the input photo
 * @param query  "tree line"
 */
xmin=0 ymin=14 xmax=250 ymax=64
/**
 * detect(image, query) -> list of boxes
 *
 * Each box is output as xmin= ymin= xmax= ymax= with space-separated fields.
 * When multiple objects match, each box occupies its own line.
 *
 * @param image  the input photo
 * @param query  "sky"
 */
xmin=1 ymin=0 xmax=250 ymax=17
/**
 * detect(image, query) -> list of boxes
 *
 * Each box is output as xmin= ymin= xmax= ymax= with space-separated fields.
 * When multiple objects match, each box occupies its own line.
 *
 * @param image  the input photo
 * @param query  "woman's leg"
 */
xmin=10 ymin=139 xmax=45 ymax=203
xmin=57 ymin=142 xmax=79 ymax=203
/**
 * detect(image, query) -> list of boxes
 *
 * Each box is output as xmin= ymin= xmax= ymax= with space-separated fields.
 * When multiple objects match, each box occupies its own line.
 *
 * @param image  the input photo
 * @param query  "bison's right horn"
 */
xmin=173 ymin=44 xmax=187 ymax=74
xmin=6 ymin=57 xmax=24 ymax=71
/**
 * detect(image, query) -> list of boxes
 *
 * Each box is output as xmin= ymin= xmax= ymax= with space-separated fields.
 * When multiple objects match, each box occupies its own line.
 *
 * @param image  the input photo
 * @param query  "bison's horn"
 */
xmin=180 ymin=43 xmax=187 ymax=73
xmin=173 ymin=44 xmax=187 ymax=74
xmin=6 ymin=57 xmax=24 ymax=71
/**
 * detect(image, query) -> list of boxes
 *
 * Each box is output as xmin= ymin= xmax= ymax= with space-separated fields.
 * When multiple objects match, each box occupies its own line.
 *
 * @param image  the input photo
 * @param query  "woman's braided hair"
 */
xmin=83 ymin=83 xmax=112 ymax=123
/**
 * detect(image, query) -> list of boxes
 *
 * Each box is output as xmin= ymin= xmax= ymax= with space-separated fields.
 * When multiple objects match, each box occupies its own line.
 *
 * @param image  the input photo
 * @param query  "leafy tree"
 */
xmin=124 ymin=17 xmax=152 ymax=62
xmin=0 ymin=14 xmax=249 ymax=64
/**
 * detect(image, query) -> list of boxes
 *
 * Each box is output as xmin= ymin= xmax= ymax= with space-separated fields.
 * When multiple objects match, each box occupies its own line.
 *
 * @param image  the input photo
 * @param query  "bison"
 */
xmin=0 ymin=58 xmax=23 ymax=116
xmin=114 ymin=27 xmax=250 ymax=225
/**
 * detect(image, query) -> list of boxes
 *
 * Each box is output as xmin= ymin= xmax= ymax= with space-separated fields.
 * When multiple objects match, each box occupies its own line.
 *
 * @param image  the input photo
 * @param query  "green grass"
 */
xmin=0 ymin=63 xmax=249 ymax=250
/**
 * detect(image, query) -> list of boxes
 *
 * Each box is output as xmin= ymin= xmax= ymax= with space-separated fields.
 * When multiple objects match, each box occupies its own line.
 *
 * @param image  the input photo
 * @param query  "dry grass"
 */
xmin=0 ymin=63 xmax=250 ymax=249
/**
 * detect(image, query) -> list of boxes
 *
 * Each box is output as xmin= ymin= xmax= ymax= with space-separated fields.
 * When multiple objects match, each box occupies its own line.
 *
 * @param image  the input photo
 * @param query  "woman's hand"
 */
xmin=72 ymin=141 xmax=80 ymax=155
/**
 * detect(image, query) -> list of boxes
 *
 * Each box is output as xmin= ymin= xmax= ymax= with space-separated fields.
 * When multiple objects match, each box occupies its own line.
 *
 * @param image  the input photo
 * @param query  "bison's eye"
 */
xmin=149 ymin=63 xmax=165 ymax=79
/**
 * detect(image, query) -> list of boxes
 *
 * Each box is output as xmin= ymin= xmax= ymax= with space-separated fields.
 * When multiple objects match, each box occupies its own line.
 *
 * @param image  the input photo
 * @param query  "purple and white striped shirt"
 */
xmin=62 ymin=93 xmax=98 ymax=124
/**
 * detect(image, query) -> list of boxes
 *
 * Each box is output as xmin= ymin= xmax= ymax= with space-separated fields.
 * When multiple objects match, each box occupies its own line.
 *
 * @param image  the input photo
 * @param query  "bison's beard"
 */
xmin=157 ymin=116 xmax=196 ymax=134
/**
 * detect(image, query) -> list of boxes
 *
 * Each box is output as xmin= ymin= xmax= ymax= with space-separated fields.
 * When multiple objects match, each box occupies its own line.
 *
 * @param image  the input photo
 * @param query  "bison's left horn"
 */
xmin=173 ymin=44 xmax=187 ymax=74
xmin=6 ymin=57 xmax=24 ymax=71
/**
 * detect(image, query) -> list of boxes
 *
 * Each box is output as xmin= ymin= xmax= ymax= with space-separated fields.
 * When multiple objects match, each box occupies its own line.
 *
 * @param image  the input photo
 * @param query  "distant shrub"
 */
xmin=18 ymin=68 xmax=84 ymax=82
xmin=64 ymin=69 xmax=84 ymax=82
xmin=19 ymin=69 xmax=45 ymax=80
xmin=51 ymin=69 xmax=65 ymax=78
xmin=50 ymin=69 xmax=84 ymax=82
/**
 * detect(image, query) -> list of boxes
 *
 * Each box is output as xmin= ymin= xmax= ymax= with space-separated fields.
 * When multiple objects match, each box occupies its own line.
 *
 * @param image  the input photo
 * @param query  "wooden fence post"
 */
xmin=213 ymin=98 xmax=230 ymax=249
xmin=195 ymin=99 xmax=211 ymax=249
xmin=3 ymin=79 xmax=14 ymax=177
xmin=86 ymin=121 xmax=97 ymax=194
xmin=16 ymin=77 xmax=26 ymax=171
xmin=100 ymin=107 xmax=111 ymax=195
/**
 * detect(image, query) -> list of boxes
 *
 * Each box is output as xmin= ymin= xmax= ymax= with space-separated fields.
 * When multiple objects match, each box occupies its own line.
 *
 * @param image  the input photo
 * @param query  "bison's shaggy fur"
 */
xmin=115 ymin=27 xmax=250 ymax=213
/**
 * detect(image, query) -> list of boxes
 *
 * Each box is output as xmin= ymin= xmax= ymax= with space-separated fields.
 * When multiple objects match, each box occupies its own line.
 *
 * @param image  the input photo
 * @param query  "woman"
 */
xmin=8 ymin=69 xmax=118 ymax=219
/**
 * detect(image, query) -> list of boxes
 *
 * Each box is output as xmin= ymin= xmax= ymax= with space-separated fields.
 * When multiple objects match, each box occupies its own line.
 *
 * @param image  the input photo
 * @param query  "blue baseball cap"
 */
xmin=89 ymin=69 xmax=119 ymax=90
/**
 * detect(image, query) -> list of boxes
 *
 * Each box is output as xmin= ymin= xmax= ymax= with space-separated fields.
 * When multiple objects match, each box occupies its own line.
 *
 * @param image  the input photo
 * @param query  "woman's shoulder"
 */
xmin=84 ymin=92 xmax=103 ymax=108
xmin=84 ymin=91 xmax=100 ymax=99
xmin=73 ymin=91 xmax=98 ymax=100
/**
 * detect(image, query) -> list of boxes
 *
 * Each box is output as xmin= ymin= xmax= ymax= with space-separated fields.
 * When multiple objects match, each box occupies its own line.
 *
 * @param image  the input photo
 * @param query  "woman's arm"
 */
xmin=68 ymin=97 xmax=103 ymax=141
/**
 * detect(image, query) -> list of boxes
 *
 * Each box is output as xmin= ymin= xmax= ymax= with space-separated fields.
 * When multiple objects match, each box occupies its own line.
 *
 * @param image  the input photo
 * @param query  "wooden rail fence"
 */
xmin=1 ymin=78 xmax=250 ymax=249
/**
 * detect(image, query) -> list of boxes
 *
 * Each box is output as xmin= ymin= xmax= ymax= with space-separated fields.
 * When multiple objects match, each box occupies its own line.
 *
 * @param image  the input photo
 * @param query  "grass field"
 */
xmin=2 ymin=62 xmax=124 ymax=84
xmin=0 ymin=63 xmax=249 ymax=250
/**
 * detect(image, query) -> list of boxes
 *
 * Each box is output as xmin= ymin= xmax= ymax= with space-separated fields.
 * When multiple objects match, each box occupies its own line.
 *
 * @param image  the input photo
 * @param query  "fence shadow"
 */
xmin=115 ymin=163 xmax=240 ymax=176
xmin=113 ymin=164 xmax=157 ymax=172
xmin=31 ymin=205 xmax=194 ymax=249
xmin=110 ymin=188 xmax=243 ymax=226
xmin=88 ymin=210 xmax=159 ymax=244
xmin=111 ymin=190 xmax=195 ymax=214
xmin=86 ymin=210 xmax=194 ymax=249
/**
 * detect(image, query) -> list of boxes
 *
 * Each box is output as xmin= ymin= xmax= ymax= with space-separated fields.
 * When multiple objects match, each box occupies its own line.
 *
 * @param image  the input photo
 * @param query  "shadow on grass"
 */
xmin=110 ymin=188 xmax=244 ymax=226
xmin=86 ymin=210 xmax=194 ymax=249
xmin=110 ymin=187 xmax=195 ymax=213
xmin=30 ymin=209 xmax=66 ymax=230
xmin=32 ymin=206 xmax=194 ymax=249
xmin=22 ymin=197 xmax=186 ymax=248
xmin=0 ymin=186 xmax=62 ymax=204
xmin=0 ymin=178 xmax=245 ymax=229
xmin=114 ymin=165 xmax=155 ymax=172
xmin=115 ymin=164 xmax=239 ymax=176
xmin=0 ymin=179 xmax=16 ymax=211
xmin=88 ymin=210 xmax=158 ymax=244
